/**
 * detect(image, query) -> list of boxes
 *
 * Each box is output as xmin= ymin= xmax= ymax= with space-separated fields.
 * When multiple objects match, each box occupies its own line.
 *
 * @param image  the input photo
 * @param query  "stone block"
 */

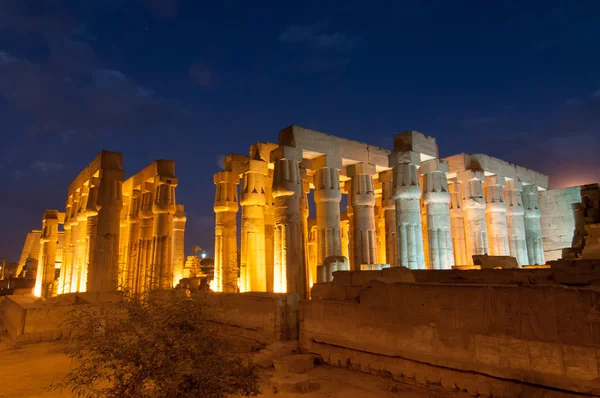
xmin=310 ymin=154 xmax=342 ymax=170
xmin=270 ymin=146 xmax=303 ymax=163
xmin=310 ymin=283 xmax=332 ymax=300
xmin=331 ymin=271 xmax=352 ymax=287
xmin=473 ymin=254 xmax=518 ymax=269
xmin=346 ymin=162 xmax=377 ymax=177
xmin=270 ymin=372 xmax=320 ymax=394
xmin=350 ymin=271 xmax=383 ymax=287
xmin=562 ymin=344 xmax=598 ymax=381
xmin=420 ymin=158 xmax=450 ymax=174
xmin=381 ymin=266 xmax=416 ymax=282
xmin=393 ymin=131 xmax=438 ymax=159
xmin=388 ymin=151 xmax=420 ymax=166
xmin=273 ymin=354 xmax=320 ymax=373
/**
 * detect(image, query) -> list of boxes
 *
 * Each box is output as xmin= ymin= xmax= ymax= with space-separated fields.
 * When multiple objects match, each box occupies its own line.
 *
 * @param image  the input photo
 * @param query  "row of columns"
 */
xmin=213 ymin=145 xmax=547 ymax=298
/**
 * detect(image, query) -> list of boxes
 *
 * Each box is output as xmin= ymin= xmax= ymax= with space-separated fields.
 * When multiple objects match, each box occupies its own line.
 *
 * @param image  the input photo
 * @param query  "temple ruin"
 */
xmin=30 ymin=151 xmax=185 ymax=298
xmin=211 ymin=125 xmax=570 ymax=298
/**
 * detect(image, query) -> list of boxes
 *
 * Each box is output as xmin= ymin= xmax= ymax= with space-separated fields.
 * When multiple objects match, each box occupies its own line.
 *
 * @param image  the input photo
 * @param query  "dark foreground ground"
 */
xmin=0 ymin=323 xmax=469 ymax=398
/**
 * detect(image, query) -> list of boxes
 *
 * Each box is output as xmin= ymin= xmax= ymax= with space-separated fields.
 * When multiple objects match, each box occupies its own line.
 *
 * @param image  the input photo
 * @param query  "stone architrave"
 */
xmin=34 ymin=210 xmax=59 ymax=298
xmin=214 ymin=171 xmax=240 ymax=292
xmin=312 ymin=155 xmax=343 ymax=267
xmin=88 ymin=166 xmax=124 ymax=292
xmin=347 ymin=163 xmax=378 ymax=269
xmin=449 ymin=181 xmax=468 ymax=266
xmin=172 ymin=204 xmax=187 ymax=286
xmin=485 ymin=175 xmax=510 ymax=256
xmin=271 ymin=146 xmax=306 ymax=298
xmin=240 ymin=156 xmax=269 ymax=292
xmin=457 ymin=170 xmax=488 ymax=264
xmin=523 ymin=184 xmax=544 ymax=265
xmin=504 ymin=179 xmax=528 ymax=266
xmin=379 ymin=170 xmax=397 ymax=267
xmin=421 ymin=159 xmax=454 ymax=270
xmin=151 ymin=176 xmax=177 ymax=290
xmin=390 ymin=151 xmax=425 ymax=269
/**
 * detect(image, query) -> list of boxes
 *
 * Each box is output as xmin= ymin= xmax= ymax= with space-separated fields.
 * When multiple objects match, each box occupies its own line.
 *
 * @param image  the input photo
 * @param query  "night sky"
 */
xmin=1 ymin=0 xmax=599 ymax=262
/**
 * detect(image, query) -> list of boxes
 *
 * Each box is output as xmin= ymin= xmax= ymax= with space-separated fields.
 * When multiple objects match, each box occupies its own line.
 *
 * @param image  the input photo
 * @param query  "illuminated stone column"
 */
xmin=379 ymin=170 xmax=397 ymax=267
xmin=485 ymin=175 xmax=510 ymax=256
xmin=523 ymin=184 xmax=544 ymax=265
xmin=172 ymin=204 xmax=187 ymax=287
xmin=89 ymin=167 xmax=124 ymax=293
xmin=214 ymin=171 xmax=240 ymax=292
xmin=348 ymin=163 xmax=378 ymax=269
xmin=307 ymin=220 xmax=317 ymax=286
xmin=458 ymin=170 xmax=488 ymax=264
xmin=126 ymin=189 xmax=141 ymax=292
xmin=35 ymin=210 xmax=59 ymax=298
xmin=118 ymin=194 xmax=130 ymax=290
xmin=264 ymin=169 xmax=275 ymax=292
xmin=240 ymin=157 xmax=269 ymax=292
xmin=375 ymin=196 xmax=387 ymax=264
xmin=151 ymin=176 xmax=177 ymax=290
xmin=504 ymin=179 xmax=528 ymax=266
xmin=390 ymin=152 xmax=425 ymax=269
xmin=421 ymin=159 xmax=454 ymax=270
xmin=58 ymin=196 xmax=73 ymax=294
xmin=340 ymin=213 xmax=350 ymax=261
xmin=345 ymin=182 xmax=355 ymax=270
xmin=137 ymin=187 xmax=154 ymax=294
xmin=272 ymin=146 xmax=306 ymax=298
xmin=76 ymin=185 xmax=91 ymax=292
xmin=83 ymin=178 xmax=99 ymax=293
xmin=69 ymin=191 xmax=81 ymax=293
xmin=313 ymin=155 xmax=343 ymax=266
xmin=449 ymin=181 xmax=468 ymax=266
xmin=301 ymin=178 xmax=312 ymax=288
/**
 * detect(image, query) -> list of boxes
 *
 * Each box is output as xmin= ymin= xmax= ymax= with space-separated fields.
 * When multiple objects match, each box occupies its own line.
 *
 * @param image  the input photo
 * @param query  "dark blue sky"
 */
xmin=1 ymin=0 xmax=599 ymax=261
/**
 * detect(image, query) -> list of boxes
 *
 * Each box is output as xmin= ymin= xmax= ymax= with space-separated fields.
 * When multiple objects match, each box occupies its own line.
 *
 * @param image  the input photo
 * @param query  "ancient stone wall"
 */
xmin=539 ymin=187 xmax=582 ymax=261
xmin=301 ymin=281 xmax=600 ymax=396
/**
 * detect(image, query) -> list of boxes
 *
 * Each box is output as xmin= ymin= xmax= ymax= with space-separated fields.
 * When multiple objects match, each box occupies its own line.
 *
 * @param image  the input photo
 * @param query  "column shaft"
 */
xmin=314 ymin=165 xmax=342 ymax=264
xmin=380 ymin=170 xmax=397 ymax=267
xmin=485 ymin=175 xmax=510 ymax=256
xmin=240 ymin=160 xmax=268 ymax=292
xmin=391 ymin=159 xmax=425 ymax=269
xmin=35 ymin=210 xmax=59 ymax=298
xmin=151 ymin=177 xmax=177 ymax=290
xmin=272 ymin=148 xmax=305 ymax=298
xmin=449 ymin=182 xmax=468 ymax=266
xmin=422 ymin=160 xmax=454 ymax=270
xmin=459 ymin=171 xmax=488 ymax=264
xmin=214 ymin=170 xmax=239 ymax=292
xmin=505 ymin=180 xmax=528 ymax=266
xmin=172 ymin=205 xmax=187 ymax=286
xmin=348 ymin=164 xmax=378 ymax=269
xmin=523 ymin=185 xmax=545 ymax=265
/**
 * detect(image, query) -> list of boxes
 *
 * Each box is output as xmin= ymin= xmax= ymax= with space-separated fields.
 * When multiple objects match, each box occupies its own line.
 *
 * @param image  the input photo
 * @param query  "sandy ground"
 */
xmin=0 ymin=329 xmax=468 ymax=398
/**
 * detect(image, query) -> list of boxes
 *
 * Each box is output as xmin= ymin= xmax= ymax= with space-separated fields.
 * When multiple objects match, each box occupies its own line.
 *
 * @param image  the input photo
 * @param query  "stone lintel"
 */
xmin=388 ymin=151 xmax=421 ymax=167
xmin=174 ymin=204 xmax=186 ymax=220
xmin=456 ymin=169 xmax=485 ymax=182
xmin=310 ymin=154 xmax=342 ymax=170
xmin=486 ymin=174 xmax=506 ymax=187
xmin=506 ymin=179 xmax=523 ymax=191
xmin=68 ymin=150 xmax=122 ymax=197
xmin=346 ymin=162 xmax=377 ymax=177
xmin=420 ymin=158 xmax=450 ymax=174
xmin=393 ymin=131 xmax=438 ymax=159
xmin=250 ymin=142 xmax=279 ymax=162
xmin=213 ymin=170 xmax=240 ymax=184
xmin=224 ymin=154 xmax=248 ymax=175
xmin=240 ymin=159 xmax=268 ymax=175
xmin=270 ymin=146 xmax=303 ymax=163
xmin=378 ymin=169 xmax=393 ymax=183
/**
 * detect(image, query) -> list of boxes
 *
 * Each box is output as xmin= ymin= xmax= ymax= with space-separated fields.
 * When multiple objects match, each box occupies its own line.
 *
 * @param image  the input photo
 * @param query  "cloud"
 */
xmin=565 ymin=88 xmax=600 ymax=106
xmin=279 ymin=22 xmax=363 ymax=51
xmin=462 ymin=116 xmax=499 ymax=126
xmin=189 ymin=62 xmax=221 ymax=89
xmin=0 ymin=49 xmax=188 ymax=138
xmin=31 ymin=160 xmax=63 ymax=176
